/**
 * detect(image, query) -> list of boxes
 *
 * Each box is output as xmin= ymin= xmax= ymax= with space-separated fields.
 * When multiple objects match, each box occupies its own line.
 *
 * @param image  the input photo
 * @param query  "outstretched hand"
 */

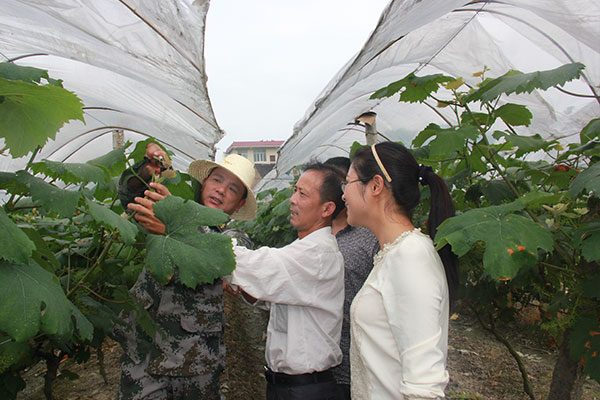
xmin=142 ymin=142 xmax=171 ymax=181
xmin=128 ymin=182 xmax=171 ymax=235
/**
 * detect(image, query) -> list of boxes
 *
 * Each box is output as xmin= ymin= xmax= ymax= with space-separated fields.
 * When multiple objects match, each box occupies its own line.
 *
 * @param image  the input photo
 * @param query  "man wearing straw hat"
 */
xmin=115 ymin=142 xmax=257 ymax=400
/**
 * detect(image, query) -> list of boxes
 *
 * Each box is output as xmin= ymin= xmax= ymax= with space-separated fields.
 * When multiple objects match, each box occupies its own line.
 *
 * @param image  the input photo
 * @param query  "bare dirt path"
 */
xmin=18 ymin=298 xmax=600 ymax=400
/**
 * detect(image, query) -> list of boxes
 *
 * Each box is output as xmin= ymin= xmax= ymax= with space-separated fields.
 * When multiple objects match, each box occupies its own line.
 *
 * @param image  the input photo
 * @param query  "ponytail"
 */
xmin=419 ymin=168 xmax=458 ymax=309
xmin=353 ymin=142 xmax=459 ymax=309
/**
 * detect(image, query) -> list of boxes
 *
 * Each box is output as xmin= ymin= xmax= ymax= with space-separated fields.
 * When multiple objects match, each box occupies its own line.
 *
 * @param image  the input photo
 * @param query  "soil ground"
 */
xmin=17 ymin=297 xmax=600 ymax=400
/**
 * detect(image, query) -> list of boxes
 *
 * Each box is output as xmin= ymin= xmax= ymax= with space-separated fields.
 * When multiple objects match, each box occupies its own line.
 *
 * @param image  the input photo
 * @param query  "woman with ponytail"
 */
xmin=341 ymin=142 xmax=457 ymax=399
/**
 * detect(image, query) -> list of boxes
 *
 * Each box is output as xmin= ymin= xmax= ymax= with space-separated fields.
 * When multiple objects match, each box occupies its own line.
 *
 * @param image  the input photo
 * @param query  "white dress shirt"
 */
xmin=350 ymin=229 xmax=449 ymax=399
xmin=231 ymin=226 xmax=344 ymax=374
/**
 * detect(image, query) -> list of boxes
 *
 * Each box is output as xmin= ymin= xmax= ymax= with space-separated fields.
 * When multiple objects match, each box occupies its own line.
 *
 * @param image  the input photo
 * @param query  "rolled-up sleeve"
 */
xmin=232 ymin=236 xmax=341 ymax=307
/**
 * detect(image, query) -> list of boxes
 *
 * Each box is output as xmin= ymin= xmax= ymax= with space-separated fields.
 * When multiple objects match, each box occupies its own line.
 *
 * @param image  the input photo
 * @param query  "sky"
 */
xmin=203 ymin=0 xmax=390 ymax=160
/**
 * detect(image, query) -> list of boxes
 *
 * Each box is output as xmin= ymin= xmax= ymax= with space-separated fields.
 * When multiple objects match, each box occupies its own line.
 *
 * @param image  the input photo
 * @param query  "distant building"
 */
xmin=225 ymin=140 xmax=284 ymax=179
xmin=225 ymin=140 xmax=284 ymax=164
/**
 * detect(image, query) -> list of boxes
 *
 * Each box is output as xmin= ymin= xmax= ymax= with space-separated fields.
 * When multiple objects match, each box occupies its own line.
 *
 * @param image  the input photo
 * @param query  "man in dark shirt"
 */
xmin=325 ymin=157 xmax=380 ymax=399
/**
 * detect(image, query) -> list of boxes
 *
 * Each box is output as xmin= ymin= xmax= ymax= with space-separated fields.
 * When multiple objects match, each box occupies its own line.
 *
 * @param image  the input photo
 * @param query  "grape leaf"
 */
xmin=480 ymin=179 xmax=517 ymax=205
xmin=93 ymin=176 xmax=119 ymax=202
xmin=464 ymin=63 xmax=585 ymax=104
xmin=568 ymin=314 xmax=600 ymax=382
xmin=145 ymin=196 xmax=234 ymax=288
xmin=0 ymin=208 xmax=35 ymax=264
xmin=581 ymin=118 xmax=600 ymax=145
xmin=0 ymin=78 xmax=84 ymax=158
xmin=127 ymin=138 xmax=170 ymax=164
xmin=272 ymin=197 xmax=290 ymax=217
xmin=583 ymin=273 xmax=600 ymax=300
xmin=493 ymin=103 xmax=532 ymax=126
xmin=84 ymin=198 xmax=138 ymax=244
xmin=0 ymin=262 xmax=76 ymax=341
xmin=460 ymin=111 xmax=490 ymax=127
xmin=20 ymin=227 xmax=61 ymax=272
xmin=128 ymin=138 xmax=156 ymax=164
xmin=0 ymin=62 xmax=61 ymax=86
xmin=31 ymin=160 xmax=108 ymax=185
xmin=444 ymin=77 xmax=464 ymax=90
xmin=370 ymin=72 xmax=454 ymax=103
xmin=256 ymin=188 xmax=276 ymax=201
xmin=71 ymin=306 xmax=93 ymax=342
xmin=411 ymin=145 xmax=430 ymax=161
xmin=0 ymin=172 xmax=27 ymax=195
xmin=518 ymin=190 xmax=563 ymax=210
xmin=349 ymin=141 xmax=368 ymax=160
xmin=16 ymin=171 xmax=81 ymax=217
xmin=0 ymin=338 xmax=30 ymax=373
xmin=493 ymin=131 xmax=555 ymax=157
xmin=88 ymin=146 xmax=127 ymax=177
xmin=163 ymin=171 xmax=194 ymax=200
xmin=77 ymin=295 xmax=120 ymax=334
xmin=569 ymin=162 xmax=600 ymax=198
xmin=467 ymin=143 xmax=489 ymax=173
xmin=435 ymin=201 xmax=553 ymax=278
xmin=444 ymin=167 xmax=472 ymax=190
xmin=412 ymin=123 xmax=479 ymax=159
xmin=573 ymin=222 xmax=600 ymax=262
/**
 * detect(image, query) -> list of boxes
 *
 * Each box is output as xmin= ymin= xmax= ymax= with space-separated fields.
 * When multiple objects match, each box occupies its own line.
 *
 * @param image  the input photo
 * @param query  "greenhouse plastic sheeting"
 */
xmin=0 ymin=0 xmax=219 ymax=172
xmin=265 ymin=0 xmax=600 ymax=190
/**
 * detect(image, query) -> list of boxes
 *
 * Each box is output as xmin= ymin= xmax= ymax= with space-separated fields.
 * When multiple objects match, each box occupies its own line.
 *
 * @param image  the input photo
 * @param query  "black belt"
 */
xmin=264 ymin=366 xmax=335 ymax=386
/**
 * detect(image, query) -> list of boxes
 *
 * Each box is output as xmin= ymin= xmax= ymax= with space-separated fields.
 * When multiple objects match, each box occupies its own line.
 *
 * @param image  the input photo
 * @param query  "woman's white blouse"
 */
xmin=350 ymin=229 xmax=449 ymax=399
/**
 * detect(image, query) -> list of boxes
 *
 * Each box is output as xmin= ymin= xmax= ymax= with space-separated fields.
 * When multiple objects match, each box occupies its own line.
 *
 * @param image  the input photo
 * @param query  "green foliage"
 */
xmin=0 ymin=208 xmax=35 ymax=263
xmin=21 ymin=227 xmax=61 ymax=272
xmin=0 ymin=62 xmax=62 ymax=86
xmin=568 ymin=314 xmax=600 ymax=382
xmin=31 ymin=160 xmax=108 ymax=185
xmin=0 ymin=262 xmax=86 ymax=342
xmin=583 ymin=273 xmax=600 ymax=300
xmin=349 ymin=141 xmax=366 ymax=160
xmin=231 ymin=185 xmax=296 ymax=248
xmin=370 ymin=72 xmax=454 ymax=102
xmin=492 ymin=131 xmax=556 ymax=157
xmin=574 ymin=222 xmax=600 ymax=262
xmin=87 ymin=146 xmax=127 ymax=177
xmin=436 ymin=201 xmax=553 ymax=278
xmin=0 ymin=339 xmax=30 ymax=374
xmin=580 ymin=118 xmax=600 ymax=145
xmin=412 ymin=123 xmax=479 ymax=160
xmin=84 ymin=198 xmax=138 ymax=245
xmin=161 ymin=171 xmax=195 ymax=200
xmin=463 ymin=62 xmax=585 ymax=104
xmin=128 ymin=137 xmax=172 ymax=163
xmin=146 ymin=196 xmax=234 ymax=287
xmin=0 ymin=62 xmax=84 ymax=158
xmin=479 ymin=180 xmax=517 ymax=204
xmin=372 ymin=62 xmax=600 ymax=386
xmin=0 ymin=63 xmax=237 ymax=397
xmin=493 ymin=103 xmax=533 ymax=126
xmin=16 ymin=171 xmax=82 ymax=216
xmin=569 ymin=161 xmax=600 ymax=198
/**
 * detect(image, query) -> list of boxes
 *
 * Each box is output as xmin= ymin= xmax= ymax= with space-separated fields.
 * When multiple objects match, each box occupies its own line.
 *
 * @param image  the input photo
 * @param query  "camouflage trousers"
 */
xmin=118 ymin=351 xmax=224 ymax=400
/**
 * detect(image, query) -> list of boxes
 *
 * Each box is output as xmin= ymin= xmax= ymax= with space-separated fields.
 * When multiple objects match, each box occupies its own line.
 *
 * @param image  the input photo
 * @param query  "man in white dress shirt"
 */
xmin=230 ymin=162 xmax=346 ymax=400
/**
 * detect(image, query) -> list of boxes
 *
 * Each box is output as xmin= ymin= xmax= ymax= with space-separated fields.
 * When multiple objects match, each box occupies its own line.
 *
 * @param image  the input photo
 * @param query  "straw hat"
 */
xmin=188 ymin=154 xmax=258 ymax=220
